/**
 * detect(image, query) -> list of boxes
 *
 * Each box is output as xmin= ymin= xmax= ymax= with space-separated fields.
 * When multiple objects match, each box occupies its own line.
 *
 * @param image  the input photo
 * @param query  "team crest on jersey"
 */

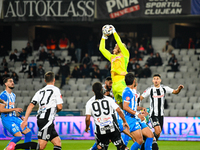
xmin=126 ymin=97 xmax=130 ymax=101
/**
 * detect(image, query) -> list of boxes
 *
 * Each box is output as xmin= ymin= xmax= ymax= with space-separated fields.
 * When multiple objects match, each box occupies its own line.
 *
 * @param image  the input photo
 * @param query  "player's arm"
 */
xmin=85 ymin=115 xmax=91 ymax=132
xmin=0 ymin=104 xmax=23 ymax=113
xmin=57 ymin=104 xmax=62 ymax=112
xmin=0 ymin=98 xmax=7 ymax=106
xmin=172 ymin=85 xmax=184 ymax=94
xmin=115 ymin=107 xmax=129 ymax=129
xmin=112 ymin=26 xmax=129 ymax=58
xmin=56 ymin=89 xmax=63 ymax=112
xmin=140 ymin=88 xmax=151 ymax=101
xmin=99 ymin=37 xmax=112 ymax=62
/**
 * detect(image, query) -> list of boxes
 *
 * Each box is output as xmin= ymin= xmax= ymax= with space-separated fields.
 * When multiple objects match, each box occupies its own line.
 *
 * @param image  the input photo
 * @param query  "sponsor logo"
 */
xmin=126 ymin=97 xmax=130 ymax=101
xmin=100 ymin=120 xmax=111 ymax=126
xmin=38 ymin=131 xmax=42 ymax=136
xmin=101 ymin=125 xmax=114 ymax=131
xmin=9 ymin=102 xmax=15 ymax=105
xmin=46 ymin=134 xmax=50 ymax=140
xmin=153 ymin=121 xmax=159 ymax=126
xmin=153 ymin=94 xmax=164 ymax=98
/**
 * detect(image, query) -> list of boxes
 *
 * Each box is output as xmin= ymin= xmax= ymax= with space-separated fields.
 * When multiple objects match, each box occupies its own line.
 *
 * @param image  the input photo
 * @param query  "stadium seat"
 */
xmin=164 ymin=109 xmax=170 ymax=116
xmin=193 ymin=103 xmax=200 ymax=110
xmin=187 ymin=110 xmax=197 ymax=117
xmin=86 ymin=85 xmax=92 ymax=91
xmin=23 ymin=96 xmax=31 ymax=105
xmin=188 ymin=84 xmax=196 ymax=91
xmin=174 ymin=72 xmax=183 ymax=78
xmin=15 ymin=91 xmax=21 ymax=96
xmin=82 ymin=96 xmax=90 ymax=104
xmin=72 ymin=91 xmax=80 ymax=97
xmin=62 ymin=85 xmax=70 ymax=90
xmin=177 ymin=89 xmax=186 ymax=97
xmin=68 ymin=103 xmax=77 ymax=109
xmin=88 ymin=91 xmax=94 ymax=97
xmin=17 ymin=103 xmax=26 ymax=110
xmin=91 ymin=56 xmax=98 ymax=62
xmin=186 ymin=91 xmax=195 ymax=97
xmin=180 ymin=97 xmax=188 ymax=103
xmin=175 ymin=103 xmax=184 ymax=109
xmin=169 ymin=78 xmax=178 ymax=85
xmin=21 ymin=91 xmax=29 ymax=96
xmin=165 ymin=96 xmax=172 ymax=103
xmin=80 ymin=90 xmax=88 ymax=97
xmin=61 ymin=51 xmax=68 ymax=57
xmin=99 ymin=61 xmax=108 ymax=70
xmin=187 ymin=49 xmax=195 ymax=55
xmin=70 ymin=84 xmax=78 ymax=91
xmin=189 ymin=97 xmax=198 ymax=103
xmin=143 ymin=103 xmax=150 ymax=109
xmin=187 ymin=67 xmax=196 ymax=72
xmin=194 ymin=91 xmax=200 ymax=97
xmin=52 ymin=67 xmax=60 ymax=74
xmin=195 ymin=111 xmax=200 ymax=117
xmin=77 ymin=103 xmax=85 ymax=109
xmin=68 ymin=80 xmax=76 ymax=85
xmin=172 ymin=96 xmax=182 ymax=103
xmin=65 ymin=90 xmax=72 ymax=97
xmin=178 ymin=109 xmax=187 ymax=117
xmin=16 ymin=96 xmax=24 ymax=103
xmin=172 ymin=49 xmax=180 ymax=55
xmin=27 ymin=84 xmax=35 ymax=91
xmin=161 ymin=78 xmax=170 ymax=85
xmin=19 ymin=84 xmax=27 ymax=91
xmin=66 ymin=97 xmax=75 ymax=104
xmin=192 ymin=61 xmax=200 ymax=68
xmin=167 ymin=72 xmax=174 ymax=78
xmin=183 ymin=103 xmax=193 ymax=110
xmin=29 ymin=91 xmax=36 ymax=98
xmin=179 ymin=66 xmax=188 ymax=72
xmin=74 ymin=97 xmax=82 ymax=103
xmin=34 ymin=85 xmax=43 ymax=91
xmin=78 ymin=84 xmax=87 ymax=91
xmin=138 ymin=78 xmax=146 ymax=84
xmin=60 ymin=90 xmax=65 ymax=96
xmin=169 ymin=109 xmax=178 ymax=117
xmin=76 ymin=78 xmax=85 ymax=84
xmin=190 ymin=55 xmax=198 ymax=61
xmin=145 ymin=78 xmax=152 ymax=84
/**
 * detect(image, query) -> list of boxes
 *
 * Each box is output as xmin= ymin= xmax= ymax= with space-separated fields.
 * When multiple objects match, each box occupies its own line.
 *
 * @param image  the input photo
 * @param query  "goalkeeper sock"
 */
xmin=144 ymin=138 xmax=153 ymax=150
xmin=54 ymin=145 xmax=62 ymax=150
xmin=152 ymin=140 xmax=159 ymax=150
xmin=15 ymin=142 xmax=40 ymax=150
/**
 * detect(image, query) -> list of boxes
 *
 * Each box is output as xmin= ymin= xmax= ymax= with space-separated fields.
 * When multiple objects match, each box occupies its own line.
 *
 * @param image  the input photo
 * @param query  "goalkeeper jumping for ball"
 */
xmin=100 ymin=25 xmax=129 ymax=108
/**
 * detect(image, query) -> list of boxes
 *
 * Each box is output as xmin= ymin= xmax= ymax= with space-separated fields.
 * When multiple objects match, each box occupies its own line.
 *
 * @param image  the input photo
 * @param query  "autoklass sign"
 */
xmin=3 ymin=0 xmax=94 ymax=22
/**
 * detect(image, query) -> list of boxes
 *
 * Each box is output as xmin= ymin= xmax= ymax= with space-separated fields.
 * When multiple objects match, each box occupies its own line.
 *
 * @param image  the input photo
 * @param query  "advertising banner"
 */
xmin=3 ymin=0 xmax=95 ymax=22
xmin=191 ymin=0 xmax=200 ymax=15
xmin=96 ymin=0 xmax=191 ymax=19
xmin=0 ymin=116 xmax=200 ymax=141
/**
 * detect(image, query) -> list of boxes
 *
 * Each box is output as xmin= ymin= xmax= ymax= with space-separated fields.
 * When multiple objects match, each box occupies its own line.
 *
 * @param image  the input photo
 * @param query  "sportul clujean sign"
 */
xmin=0 ymin=116 xmax=200 ymax=141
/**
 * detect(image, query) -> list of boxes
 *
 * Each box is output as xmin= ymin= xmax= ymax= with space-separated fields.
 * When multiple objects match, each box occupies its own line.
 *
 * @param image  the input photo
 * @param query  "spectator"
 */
xmin=11 ymin=72 xmax=18 ymax=84
xmin=38 ymin=48 xmax=48 ymax=61
xmin=68 ymin=43 xmax=76 ymax=62
xmin=91 ymin=66 xmax=101 ymax=80
xmin=154 ymin=52 xmax=163 ymax=66
xmin=188 ymin=38 xmax=195 ymax=49
xmin=71 ymin=65 xmax=80 ymax=78
xmin=81 ymin=63 xmax=90 ymax=78
xmin=82 ymin=53 xmax=92 ymax=67
xmin=127 ymin=42 xmax=134 ymax=58
xmin=59 ymin=34 xmax=70 ymax=50
xmin=146 ymin=53 xmax=154 ymax=67
xmin=25 ymin=42 xmax=33 ymax=56
xmin=28 ymin=67 xmax=36 ymax=78
xmin=128 ymin=58 xmax=138 ymax=72
xmin=167 ymin=59 xmax=179 ymax=72
xmin=168 ymin=53 xmax=176 ymax=66
xmin=146 ymin=44 xmax=154 ymax=55
xmin=0 ymin=73 xmax=3 ymax=85
xmin=29 ymin=60 xmax=37 ymax=73
xmin=138 ymin=44 xmax=146 ymax=56
xmin=135 ymin=64 xmax=143 ymax=78
xmin=134 ymin=42 xmax=139 ymax=51
xmin=142 ymin=64 xmax=151 ymax=78
xmin=19 ymin=49 xmax=28 ymax=61
xmin=49 ymin=53 xmax=58 ymax=67
xmin=1 ymin=58 xmax=8 ymax=72
xmin=19 ymin=60 xmax=29 ymax=73
xmin=87 ymin=35 xmax=95 ymax=56
xmin=14 ymin=49 xmax=20 ymax=61
xmin=172 ymin=33 xmax=182 ymax=49
xmin=9 ymin=51 xmax=17 ymax=62
xmin=2 ymin=71 xmax=10 ymax=80
xmin=58 ymin=61 xmax=70 ymax=88
xmin=0 ymin=44 xmax=8 ymax=57
xmin=38 ymin=43 xmax=48 ymax=52
xmin=132 ymin=50 xmax=141 ymax=61
xmin=162 ymin=41 xmax=174 ymax=54
xmin=37 ymin=65 xmax=45 ymax=80
xmin=46 ymin=35 xmax=56 ymax=50
xmin=74 ymin=35 xmax=82 ymax=63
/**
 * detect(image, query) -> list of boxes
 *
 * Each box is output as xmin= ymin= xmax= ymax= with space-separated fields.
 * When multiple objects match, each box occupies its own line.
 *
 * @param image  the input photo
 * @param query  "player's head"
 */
xmin=92 ymin=82 xmax=104 ymax=99
xmin=3 ymin=77 xmax=14 ymax=89
xmin=105 ymin=76 xmax=112 ymax=91
xmin=44 ymin=71 xmax=55 ymax=84
xmin=152 ymin=74 xmax=161 ymax=87
xmin=113 ymin=43 xmax=126 ymax=55
xmin=125 ymin=73 xmax=136 ymax=87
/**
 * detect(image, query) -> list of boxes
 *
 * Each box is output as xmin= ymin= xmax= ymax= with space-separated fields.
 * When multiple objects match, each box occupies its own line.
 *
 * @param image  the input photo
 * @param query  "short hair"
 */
xmin=153 ymin=74 xmax=161 ymax=78
xmin=45 ymin=71 xmax=55 ymax=83
xmin=125 ymin=73 xmax=135 ymax=86
xmin=3 ymin=77 xmax=12 ymax=85
xmin=105 ymin=76 xmax=112 ymax=81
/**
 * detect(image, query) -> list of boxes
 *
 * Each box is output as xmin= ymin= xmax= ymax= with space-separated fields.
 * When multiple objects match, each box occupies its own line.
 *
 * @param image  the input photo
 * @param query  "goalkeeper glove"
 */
xmin=102 ymin=34 xmax=108 ymax=40
xmin=110 ymin=25 xmax=116 ymax=34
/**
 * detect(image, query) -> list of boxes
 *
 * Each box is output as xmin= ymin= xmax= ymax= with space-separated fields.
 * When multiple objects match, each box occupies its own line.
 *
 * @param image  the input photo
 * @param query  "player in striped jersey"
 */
xmin=123 ymin=73 xmax=154 ymax=150
xmin=20 ymin=71 xmax=63 ymax=150
xmin=85 ymin=82 xmax=129 ymax=150
xmin=140 ymin=74 xmax=184 ymax=140
xmin=0 ymin=77 xmax=32 ymax=150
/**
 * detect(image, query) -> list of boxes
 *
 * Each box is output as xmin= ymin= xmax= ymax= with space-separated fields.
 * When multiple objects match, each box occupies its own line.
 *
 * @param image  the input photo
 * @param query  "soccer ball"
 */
xmin=102 ymin=25 xmax=113 ymax=36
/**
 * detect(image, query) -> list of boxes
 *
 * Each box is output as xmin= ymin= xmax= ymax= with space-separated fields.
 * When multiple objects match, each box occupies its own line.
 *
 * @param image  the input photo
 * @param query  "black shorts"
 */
xmin=150 ymin=116 xmax=164 ymax=130
xmin=95 ymin=126 xmax=124 ymax=149
xmin=37 ymin=119 xmax=58 ymax=141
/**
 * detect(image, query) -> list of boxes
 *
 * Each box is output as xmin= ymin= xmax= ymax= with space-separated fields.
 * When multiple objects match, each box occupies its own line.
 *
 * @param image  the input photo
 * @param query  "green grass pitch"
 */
xmin=0 ymin=140 xmax=199 ymax=150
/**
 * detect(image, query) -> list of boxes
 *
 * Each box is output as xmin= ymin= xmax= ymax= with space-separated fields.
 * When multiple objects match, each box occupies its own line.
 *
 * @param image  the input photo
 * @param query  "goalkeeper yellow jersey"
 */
xmin=99 ymin=32 xmax=130 ymax=83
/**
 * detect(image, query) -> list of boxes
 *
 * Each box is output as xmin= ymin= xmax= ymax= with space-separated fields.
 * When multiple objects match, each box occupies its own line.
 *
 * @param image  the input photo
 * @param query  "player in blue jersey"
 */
xmin=0 ymin=77 xmax=32 ymax=150
xmin=122 ymin=73 xmax=154 ymax=150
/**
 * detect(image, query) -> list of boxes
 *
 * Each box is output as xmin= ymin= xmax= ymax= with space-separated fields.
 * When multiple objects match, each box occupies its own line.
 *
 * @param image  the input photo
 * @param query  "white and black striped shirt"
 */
xmin=141 ymin=85 xmax=173 ymax=117
xmin=85 ymin=96 xmax=119 ymax=135
xmin=31 ymin=85 xmax=63 ymax=122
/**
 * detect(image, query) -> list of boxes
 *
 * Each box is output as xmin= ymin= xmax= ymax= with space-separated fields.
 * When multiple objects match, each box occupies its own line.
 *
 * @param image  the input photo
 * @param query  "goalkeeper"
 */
xmin=99 ymin=25 xmax=129 ymax=108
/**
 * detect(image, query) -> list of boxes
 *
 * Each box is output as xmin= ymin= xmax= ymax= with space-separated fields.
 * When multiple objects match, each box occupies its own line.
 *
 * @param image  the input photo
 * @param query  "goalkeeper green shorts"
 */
xmin=112 ymin=80 xmax=126 ymax=104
